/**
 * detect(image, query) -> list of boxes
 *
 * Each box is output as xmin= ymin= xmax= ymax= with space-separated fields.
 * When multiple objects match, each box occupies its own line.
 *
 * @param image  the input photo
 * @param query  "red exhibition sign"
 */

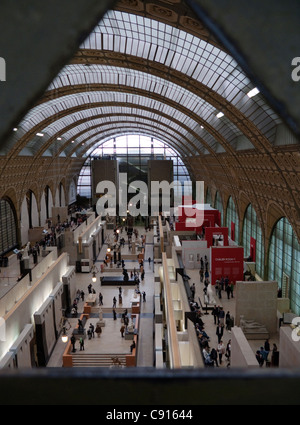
xmin=210 ymin=246 xmax=244 ymax=285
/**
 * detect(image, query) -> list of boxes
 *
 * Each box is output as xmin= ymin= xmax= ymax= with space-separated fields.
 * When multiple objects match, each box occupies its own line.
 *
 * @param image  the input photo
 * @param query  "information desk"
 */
xmin=101 ymin=276 xmax=136 ymax=286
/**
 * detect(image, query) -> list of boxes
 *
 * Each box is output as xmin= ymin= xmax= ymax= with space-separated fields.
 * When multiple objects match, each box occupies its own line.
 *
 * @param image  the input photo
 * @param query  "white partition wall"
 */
xmin=181 ymin=240 xmax=209 ymax=269
xmin=34 ymin=282 xmax=64 ymax=366
xmin=0 ymin=253 xmax=70 ymax=365
xmin=9 ymin=324 xmax=35 ymax=368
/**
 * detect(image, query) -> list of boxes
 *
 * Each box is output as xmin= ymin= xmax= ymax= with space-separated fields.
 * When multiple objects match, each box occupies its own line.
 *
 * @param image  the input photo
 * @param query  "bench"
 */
xmin=101 ymin=276 xmax=137 ymax=286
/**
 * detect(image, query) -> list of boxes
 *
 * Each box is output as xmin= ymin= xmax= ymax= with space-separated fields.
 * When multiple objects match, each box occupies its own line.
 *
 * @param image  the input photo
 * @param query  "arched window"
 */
xmin=0 ymin=198 xmax=18 ymax=255
xmin=242 ymin=204 xmax=264 ymax=278
xmin=268 ymin=218 xmax=300 ymax=315
xmin=77 ymin=135 xmax=191 ymax=201
xmin=205 ymin=187 xmax=211 ymax=205
xmin=214 ymin=191 xmax=223 ymax=225
xmin=226 ymin=196 xmax=239 ymax=242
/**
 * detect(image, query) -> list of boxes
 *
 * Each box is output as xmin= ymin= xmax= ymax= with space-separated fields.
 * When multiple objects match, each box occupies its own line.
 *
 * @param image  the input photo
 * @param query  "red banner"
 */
xmin=210 ymin=246 xmax=244 ymax=285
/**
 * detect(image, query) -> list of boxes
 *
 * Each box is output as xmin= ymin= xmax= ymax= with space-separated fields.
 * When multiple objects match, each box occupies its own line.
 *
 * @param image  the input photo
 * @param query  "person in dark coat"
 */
xmin=216 ymin=324 xmax=224 ymax=344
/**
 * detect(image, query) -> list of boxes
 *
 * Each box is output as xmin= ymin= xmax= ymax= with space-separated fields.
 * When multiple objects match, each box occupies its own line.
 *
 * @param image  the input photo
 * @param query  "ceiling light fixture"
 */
xmin=216 ymin=112 xmax=224 ymax=118
xmin=247 ymin=87 xmax=260 ymax=98
xmin=36 ymin=133 xmax=44 ymax=137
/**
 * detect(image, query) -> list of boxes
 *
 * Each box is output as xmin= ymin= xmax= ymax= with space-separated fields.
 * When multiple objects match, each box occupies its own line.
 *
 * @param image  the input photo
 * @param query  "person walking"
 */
xmin=95 ymin=325 xmax=102 ymax=338
xmin=99 ymin=292 xmax=103 ymax=306
xmin=113 ymin=308 xmax=117 ymax=320
xmin=142 ymin=291 xmax=146 ymax=302
xmin=120 ymin=324 xmax=125 ymax=337
xmin=113 ymin=296 xmax=117 ymax=308
xmin=210 ymin=348 xmax=219 ymax=367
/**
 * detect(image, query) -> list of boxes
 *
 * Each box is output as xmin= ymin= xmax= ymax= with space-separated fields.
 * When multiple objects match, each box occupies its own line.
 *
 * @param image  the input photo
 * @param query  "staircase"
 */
xmin=72 ymin=353 xmax=127 ymax=368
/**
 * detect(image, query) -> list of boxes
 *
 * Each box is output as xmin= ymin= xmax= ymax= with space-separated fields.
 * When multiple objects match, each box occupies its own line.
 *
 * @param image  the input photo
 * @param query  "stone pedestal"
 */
xmin=96 ymin=307 xmax=105 ymax=327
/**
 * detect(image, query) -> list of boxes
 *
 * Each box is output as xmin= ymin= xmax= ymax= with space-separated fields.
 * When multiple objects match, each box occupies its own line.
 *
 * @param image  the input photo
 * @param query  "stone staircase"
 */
xmin=72 ymin=353 xmax=127 ymax=368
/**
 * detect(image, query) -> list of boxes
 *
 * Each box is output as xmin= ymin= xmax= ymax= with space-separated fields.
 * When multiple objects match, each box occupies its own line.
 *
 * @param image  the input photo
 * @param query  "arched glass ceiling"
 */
xmin=19 ymin=96 xmax=225 ymax=157
xmin=13 ymin=70 xmax=251 ymax=156
xmin=10 ymin=9 xmax=283 ymax=158
xmin=20 ymin=68 xmax=245 ymax=138
xmin=79 ymin=11 xmax=281 ymax=128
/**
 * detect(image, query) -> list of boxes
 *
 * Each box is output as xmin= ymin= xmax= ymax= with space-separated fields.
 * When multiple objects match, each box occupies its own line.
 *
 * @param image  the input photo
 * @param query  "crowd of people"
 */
xmin=188 ymin=256 xmax=234 ymax=368
xmin=256 ymin=339 xmax=279 ymax=367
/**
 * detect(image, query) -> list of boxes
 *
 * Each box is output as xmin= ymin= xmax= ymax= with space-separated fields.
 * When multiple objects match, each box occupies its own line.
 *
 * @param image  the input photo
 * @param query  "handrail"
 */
xmin=162 ymin=253 xmax=181 ymax=369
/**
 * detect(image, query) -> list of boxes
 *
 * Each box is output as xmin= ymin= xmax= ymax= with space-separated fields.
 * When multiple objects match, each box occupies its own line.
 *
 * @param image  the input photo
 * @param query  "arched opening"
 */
xmin=205 ymin=187 xmax=211 ymax=205
xmin=242 ymin=204 xmax=264 ymax=278
xmin=268 ymin=217 xmax=300 ymax=315
xmin=226 ymin=196 xmax=239 ymax=243
xmin=214 ymin=191 xmax=223 ymax=225
xmin=0 ymin=198 xmax=18 ymax=255
xmin=77 ymin=134 xmax=191 ymax=205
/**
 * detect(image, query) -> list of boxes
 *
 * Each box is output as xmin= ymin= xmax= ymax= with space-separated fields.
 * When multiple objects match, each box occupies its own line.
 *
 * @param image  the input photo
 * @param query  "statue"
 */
xmin=207 ymin=284 xmax=216 ymax=305
xmin=128 ymin=319 xmax=134 ymax=333
xmin=96 ymin=307 xmax=105 ymax=327
xmin=240 ymin=316 xmax=267 ymax=332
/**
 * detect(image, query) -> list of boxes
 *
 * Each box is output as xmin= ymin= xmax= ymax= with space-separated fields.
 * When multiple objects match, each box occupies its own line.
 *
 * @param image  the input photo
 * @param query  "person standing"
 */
xmin=113 ymin=296 xmax=117 ymax=308
xmin=79 ymin=337 xmax=84 ymax=351
xmin=230 ymin=281 xmax=234 ymax=298
xmin=199 ymin=268 xmax=204 ymax=283
xmin=99 ymin=292 xmax=103 ymax=306
xmin=113 ymin=308 xmax=117 ymax=320
xmin=217 ymin=340 xmax=226 ymax=364
xmin=190 ymin=283 xmax=196 ymax=300
xmin=218 ymin=307 xmax=225 ymax=325
xmin=212 ymin=305 xmax=218 ymax=325
xmin=226 ymin=284 xmax=231 ymax=299
xmin=216 ymin=323 xmax=224 ymax=344
xmin=142 ymin=291 xmax=146 ymax=302
xmin=89 ymin=323 xmax=95 ymax=338
xmin=71 ymin=335 xmax=76 ymax=353
xmin=264 ymin=338 xmax=270 ymax=361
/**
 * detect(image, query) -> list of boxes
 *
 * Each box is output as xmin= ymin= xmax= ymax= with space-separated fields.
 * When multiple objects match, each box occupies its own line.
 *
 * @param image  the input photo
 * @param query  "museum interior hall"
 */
xmin=0 ymin=0 xmax=299 ymax=406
